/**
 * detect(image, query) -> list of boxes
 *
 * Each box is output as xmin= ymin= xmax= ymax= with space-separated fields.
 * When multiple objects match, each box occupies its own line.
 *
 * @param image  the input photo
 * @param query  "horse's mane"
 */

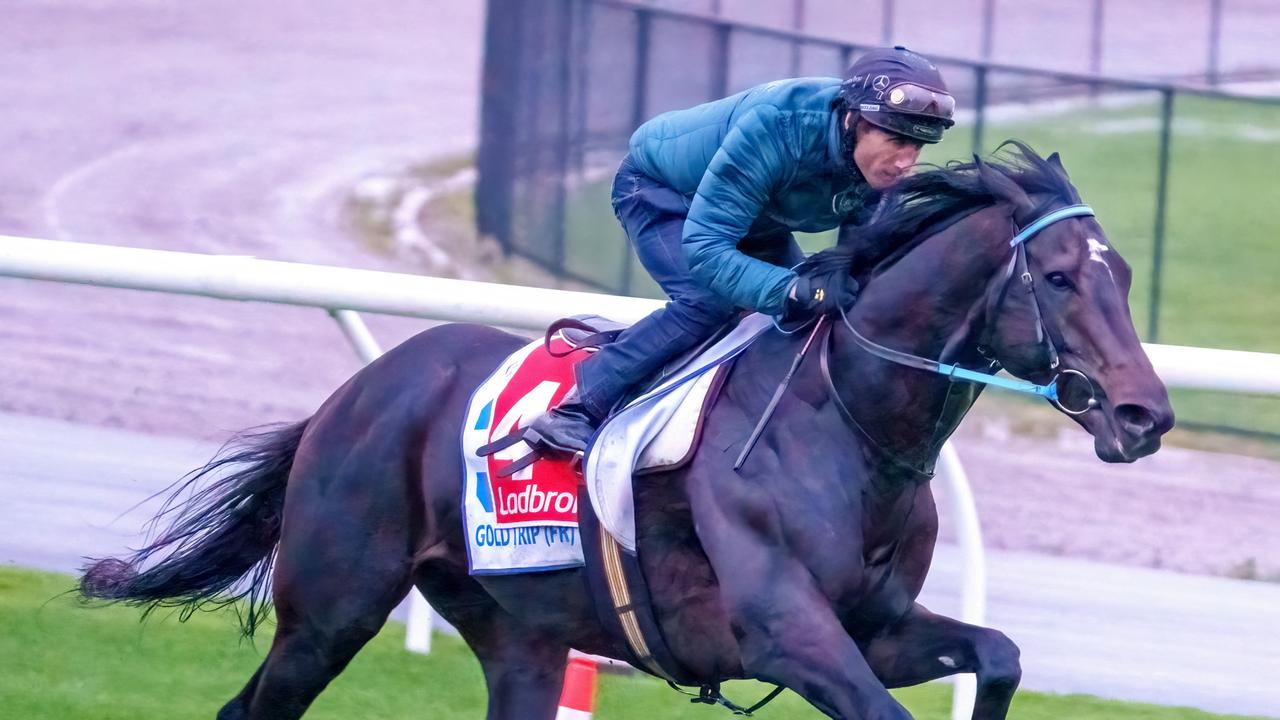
xmin=801 ymin=140 xmax=1082 ymax=282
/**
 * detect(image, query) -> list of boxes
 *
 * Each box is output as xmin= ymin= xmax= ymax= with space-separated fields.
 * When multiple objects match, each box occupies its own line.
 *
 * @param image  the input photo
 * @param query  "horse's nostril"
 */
xmin=1115 ymin=403 xmax=1157 ymax=436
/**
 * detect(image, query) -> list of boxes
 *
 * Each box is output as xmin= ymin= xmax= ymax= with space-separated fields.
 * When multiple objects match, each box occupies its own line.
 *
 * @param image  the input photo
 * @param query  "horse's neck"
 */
xmin=834 ymin=205 xmax=1012 ymax=470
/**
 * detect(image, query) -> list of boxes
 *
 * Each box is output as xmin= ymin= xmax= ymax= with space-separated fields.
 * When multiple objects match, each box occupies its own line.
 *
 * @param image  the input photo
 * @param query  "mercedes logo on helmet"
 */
xmin=872 ymin=74 xmax=891 ymax=94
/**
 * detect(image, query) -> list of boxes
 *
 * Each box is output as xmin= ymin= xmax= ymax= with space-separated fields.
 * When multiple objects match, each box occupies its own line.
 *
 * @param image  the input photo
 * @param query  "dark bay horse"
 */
xmin=81 ymin=142 xmax=1173 ymax=719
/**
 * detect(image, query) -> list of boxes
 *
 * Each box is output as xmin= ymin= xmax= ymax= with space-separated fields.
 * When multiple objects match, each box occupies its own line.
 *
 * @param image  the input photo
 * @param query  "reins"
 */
xmin=818 ymin=322 xmax=937 ymax=479
xmin=733 ymin=316 xmax=828 ymax=470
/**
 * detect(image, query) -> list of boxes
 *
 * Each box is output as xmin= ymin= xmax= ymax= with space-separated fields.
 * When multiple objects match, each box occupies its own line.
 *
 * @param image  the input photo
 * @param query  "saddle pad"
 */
xmin=461 ymin=314 xmax=772 ymax=574
xmin=461 ymin=333 xmax=588 ymax=575
xmin=584 ymin=313 xmax=772 ymax=552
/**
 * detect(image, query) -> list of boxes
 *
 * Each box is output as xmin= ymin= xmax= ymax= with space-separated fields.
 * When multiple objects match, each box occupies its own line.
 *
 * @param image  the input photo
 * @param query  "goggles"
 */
xmin=878 ymin=83 xmax=956 ymax=122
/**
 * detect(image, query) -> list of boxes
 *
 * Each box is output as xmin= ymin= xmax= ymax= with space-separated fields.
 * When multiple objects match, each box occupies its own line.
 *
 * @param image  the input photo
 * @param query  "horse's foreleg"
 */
xmin=726 ymin=573 xmax=912 ymax=719
xmin=862 ymin=603 xmax=1021 ymax=720
xmin=694 ymin=516 xmax=911 ymax=719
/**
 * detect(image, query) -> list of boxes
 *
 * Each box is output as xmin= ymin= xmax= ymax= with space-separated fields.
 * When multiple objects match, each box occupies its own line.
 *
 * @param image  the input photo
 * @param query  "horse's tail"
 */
xmin=80 ymin=419 xmax=309 ymax=637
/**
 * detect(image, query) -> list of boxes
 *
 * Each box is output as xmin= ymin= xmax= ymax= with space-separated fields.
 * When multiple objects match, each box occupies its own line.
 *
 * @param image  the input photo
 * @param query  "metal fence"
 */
xmin=476 ymin=0 xmax=1280 ymax=352
xmin=640 ymin=0 xmax=1279 ymax=86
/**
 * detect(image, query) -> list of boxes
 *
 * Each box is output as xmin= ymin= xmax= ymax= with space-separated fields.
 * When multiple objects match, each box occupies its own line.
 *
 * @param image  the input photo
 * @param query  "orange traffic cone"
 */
xmin=555 ymin=657 xmax=598 ymax=720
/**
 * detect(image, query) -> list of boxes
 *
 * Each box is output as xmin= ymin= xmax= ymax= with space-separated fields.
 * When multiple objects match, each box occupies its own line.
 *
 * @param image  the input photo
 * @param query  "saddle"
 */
xmin=460 ymin=314 xmax=766 ymax=570
xmin=547 ymin=314 xmax=740 ymax=410
xmin=477 ymin=313 xmax=740 ymax=478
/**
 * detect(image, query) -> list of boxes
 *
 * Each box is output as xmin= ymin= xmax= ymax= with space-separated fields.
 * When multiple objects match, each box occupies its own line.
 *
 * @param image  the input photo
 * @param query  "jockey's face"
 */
xmin=850 ymin=118 xmax=925 ymax=190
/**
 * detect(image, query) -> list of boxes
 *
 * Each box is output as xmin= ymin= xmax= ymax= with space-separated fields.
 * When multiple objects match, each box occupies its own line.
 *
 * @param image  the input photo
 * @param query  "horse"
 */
xmin=80 ymin=141 xmax=1173 ymax=720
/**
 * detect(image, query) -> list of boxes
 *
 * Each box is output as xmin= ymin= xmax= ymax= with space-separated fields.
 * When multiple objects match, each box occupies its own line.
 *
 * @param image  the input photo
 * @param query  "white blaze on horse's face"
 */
xmin=1084 ymin=236 xmax=1116 ymax=283
xmin=1085 ymin=237 xmax=1110 ymax=265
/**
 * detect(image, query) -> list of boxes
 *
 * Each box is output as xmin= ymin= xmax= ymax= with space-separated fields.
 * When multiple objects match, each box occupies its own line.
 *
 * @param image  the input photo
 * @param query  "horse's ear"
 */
xmin=1047 ymin=151 xmax=1071 ymax=179
xmin=975 ymin=155 xmax=1035 ymax=219
xmin=1046 ymin=152 xmax=1083 ymax=202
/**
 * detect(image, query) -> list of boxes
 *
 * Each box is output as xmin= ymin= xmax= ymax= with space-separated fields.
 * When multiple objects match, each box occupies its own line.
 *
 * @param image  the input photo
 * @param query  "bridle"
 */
xmin=835 ymin=203 xmax=1101 ymax=416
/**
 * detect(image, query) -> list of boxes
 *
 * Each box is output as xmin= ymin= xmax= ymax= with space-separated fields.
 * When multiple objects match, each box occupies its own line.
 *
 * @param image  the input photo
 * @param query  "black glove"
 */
xmin=784 ymin=270 xmax=859 ymax=320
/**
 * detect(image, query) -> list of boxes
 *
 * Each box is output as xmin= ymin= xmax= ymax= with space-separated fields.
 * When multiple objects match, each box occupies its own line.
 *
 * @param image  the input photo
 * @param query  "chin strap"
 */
xmin=831 ymin=108 xmax=882 ymax=224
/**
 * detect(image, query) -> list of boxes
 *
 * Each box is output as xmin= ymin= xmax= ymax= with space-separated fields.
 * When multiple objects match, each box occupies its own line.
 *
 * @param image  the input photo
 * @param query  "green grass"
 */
xmin=2 ymin=566 xmax=1267 ymax=719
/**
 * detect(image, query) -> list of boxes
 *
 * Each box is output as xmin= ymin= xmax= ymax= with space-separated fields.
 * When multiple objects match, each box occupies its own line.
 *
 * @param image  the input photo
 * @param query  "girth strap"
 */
xmin=595 ymin=528 xmax=675 ymax=681
xmin=667 ymin=680 xmax=787 ymax=716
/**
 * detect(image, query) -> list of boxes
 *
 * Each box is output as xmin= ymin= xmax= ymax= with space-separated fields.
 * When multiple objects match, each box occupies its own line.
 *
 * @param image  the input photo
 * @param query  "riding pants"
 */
xmin=574 ymin=155 xmax=803 ymax=419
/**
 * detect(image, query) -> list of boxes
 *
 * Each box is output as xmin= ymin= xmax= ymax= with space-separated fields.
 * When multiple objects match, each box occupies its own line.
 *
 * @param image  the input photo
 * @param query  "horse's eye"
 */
xmin=1046 ymin=272 xmax=1073 ymax=290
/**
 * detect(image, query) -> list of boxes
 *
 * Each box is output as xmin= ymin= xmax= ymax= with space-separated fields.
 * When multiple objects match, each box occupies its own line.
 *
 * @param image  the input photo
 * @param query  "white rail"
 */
xmin=5 ymin=236 xmax=1275 ymax=392
xmin=0 ymin=235 xmax=658 ymax=330
xmin=938 ymin=444 xmax=985 ymax=719
xmin=4 ymin=235 xmax=1278 ymax=719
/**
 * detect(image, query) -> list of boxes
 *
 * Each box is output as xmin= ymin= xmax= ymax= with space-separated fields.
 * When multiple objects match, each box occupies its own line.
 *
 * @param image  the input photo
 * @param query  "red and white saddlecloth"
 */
xmin=461 ymin=315 xmax=772 ymax=575
xmin=461 ymin=333 xmax=586 ymax=575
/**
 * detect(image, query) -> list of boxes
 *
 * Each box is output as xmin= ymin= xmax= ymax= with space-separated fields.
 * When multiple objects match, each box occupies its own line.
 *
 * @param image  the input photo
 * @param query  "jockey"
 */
xmin=523 ymin=46 xmax=955 ymax=458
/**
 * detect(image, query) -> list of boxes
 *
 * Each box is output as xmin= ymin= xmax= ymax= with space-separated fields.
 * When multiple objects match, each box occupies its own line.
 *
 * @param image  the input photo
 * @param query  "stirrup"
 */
xmin=476 ymin=431 xmax=525 ymax=458
xmin=476 ymin=429 xmax=585 ymax=478
xmin=476 ymin=430 xmax=543 ymax=478
xmin=492 ymin=446 xmax=584 ymax=478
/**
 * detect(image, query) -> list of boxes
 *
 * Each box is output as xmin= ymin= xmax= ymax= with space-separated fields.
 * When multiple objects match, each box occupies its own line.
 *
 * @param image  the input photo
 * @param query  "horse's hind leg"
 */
xmin=224 ymin=544 xmax=411 ymax=719
xmin=236 ymin=588 xmax=407 ymax=719
xmin=220 ymin=540 xmax=412 ymax=720
xmin=471 ymin=621 xmax=570 ymax=720
xmin=219 ymin=436 xmax=417 ymax=718
xmin=438 ymin=589 xmax=570 ymax=720
xmin=216 ymin=664 xmax=264 ymax=719
xmin=217 ymin=566 xmax=411 ymax=720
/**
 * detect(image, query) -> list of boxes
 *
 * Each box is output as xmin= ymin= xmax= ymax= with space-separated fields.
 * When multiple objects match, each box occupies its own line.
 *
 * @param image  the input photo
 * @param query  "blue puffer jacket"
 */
xmin=628 ymin=77 xmax=867 ymax=315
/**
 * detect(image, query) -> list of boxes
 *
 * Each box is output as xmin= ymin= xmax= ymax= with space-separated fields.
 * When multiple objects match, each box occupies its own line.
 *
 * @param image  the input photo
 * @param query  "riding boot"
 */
xmin=524 ymin=290 xmax=732 ymax=458
xmin=521 ymin=387 xmax=604 ymax=457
